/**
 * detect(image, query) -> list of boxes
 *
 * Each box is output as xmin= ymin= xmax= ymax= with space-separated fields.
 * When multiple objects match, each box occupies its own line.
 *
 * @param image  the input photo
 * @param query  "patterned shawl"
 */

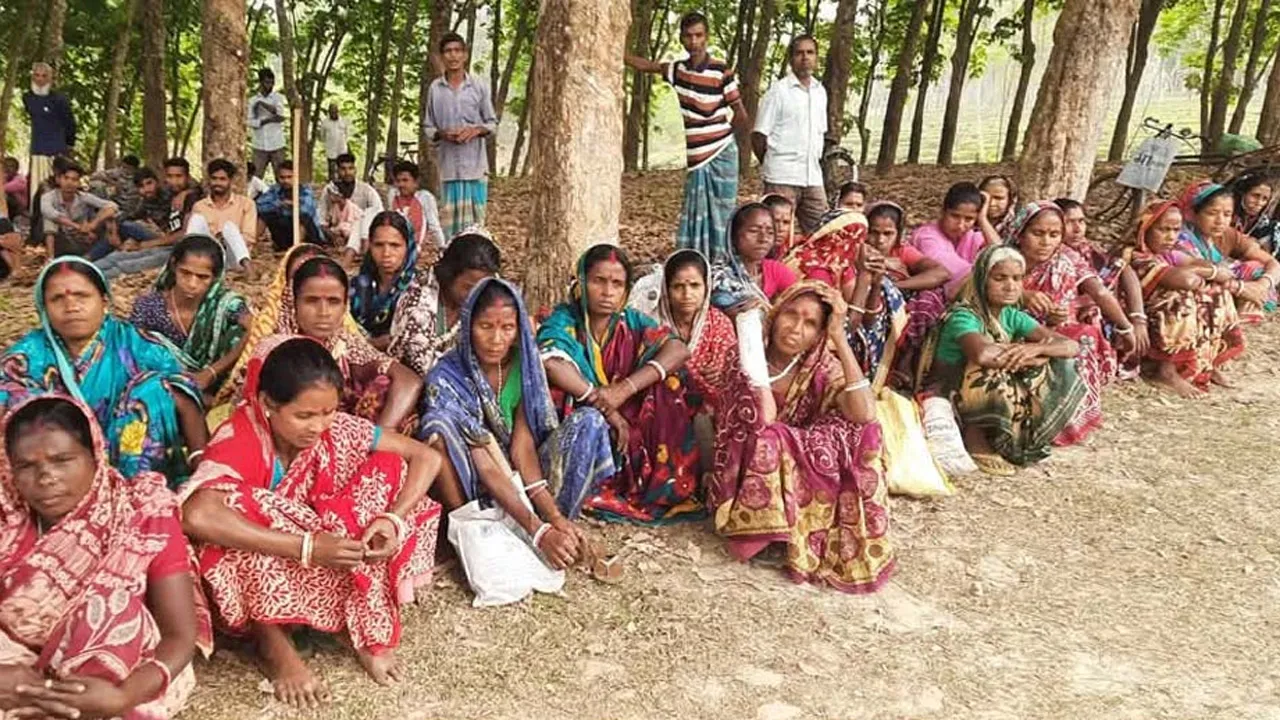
xmin=711 ymin=205 xmax=774 ymax=310
xmin=1001 ymin=200 xmax=1064 ymax=246
xmin=350 ymin=227 xmax=420 ymax=338
xmin=778 ymin=207 xmax=869 ymax=287
xmin=1177 ymin=180 xmax=1229 ymax=263
xmin=151 ymin=236 xmax=249 ymax=371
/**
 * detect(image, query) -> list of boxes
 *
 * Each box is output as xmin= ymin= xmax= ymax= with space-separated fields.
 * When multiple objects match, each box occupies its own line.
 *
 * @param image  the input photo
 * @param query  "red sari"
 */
xmin=182 ymin=337 xmax=440 ymax=652
xmin=0 ymin=395 xmax=211 ymax=720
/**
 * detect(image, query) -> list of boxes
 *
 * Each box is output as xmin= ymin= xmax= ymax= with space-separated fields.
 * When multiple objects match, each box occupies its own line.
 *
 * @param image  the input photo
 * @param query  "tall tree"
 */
xmin=419 ymin=0 xmax=451 ymax=194
xmin=1228 ymin=0 xmax=1273 ymax=133
xmin=1107 ymin=0 xmax=1162 ymax=161
xmin=526 ymin=0 xmax=630 ymax=310
xmin=385 ymin=0 xmax=420 ymax=178
xmin=855 ymin=0 xmax=888 ymax=165
xmin=622 ymin=0 xmax=659 ymax=171
xmin=821 ymin=0 xmax=859 ymax=145
xmin=875 ymin=0 xmax=928 ymax=175
xmin=937 ymin=0 xmax=990 ymax=165
xmin=1200 ymin=0 xmax=1227 ymax=148
xmin=1259 ymin=43 xmax=1280 ymax=144
xmin=1207 ymin=0 xmax=1250 ymax=145
xmin=201 ymin=0 xmax=249 ymax=171
xmin=102 ymin=0 xmax=140 ymax=167
xmin=737 ymin=0 xmax=779 ymax=177
xmin=275 ymin=0 xmax=305 ymax=176
xmin=363 ymin=0 xmax=397 ymax=177
xmin=1001 ymin=0 xmax=1038 ymax=162
xmin=907 ymin=0 xmax=947 ymax=163
xmin=40 ymin=0 xmax=69 ymax=72
xmin=140 ymin=0 xmax=167 ymax=169
xmin=0 ymin=0 xmax=42 ymax=153
xmin=509 ymin=54 xmax=535 ymax=177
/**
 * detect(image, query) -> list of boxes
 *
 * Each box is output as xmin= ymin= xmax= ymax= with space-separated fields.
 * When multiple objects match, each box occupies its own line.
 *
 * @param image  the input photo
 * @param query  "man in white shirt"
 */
xmin=752 ymin=35 xmax=828 ymax=234
xmin=246 ymin=68 xmax=287 ymax=181
xmin=318 ymin=103 xmax=351 ymax=181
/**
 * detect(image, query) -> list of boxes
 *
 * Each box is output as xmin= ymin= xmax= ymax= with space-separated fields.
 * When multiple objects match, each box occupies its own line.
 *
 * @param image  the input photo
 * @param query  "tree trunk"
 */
xmin=0 ymin=0 xmax=41 ymax=153
xmin=364 ymin=0 xmax=397 ymax=178
xmin=275 ymin=0 xmax=308 ymax=178
xmin=201 ymin=0 xmax=249 ymax=174
xmin=306 ymin=26 xmax=344 ymax=171
xmin=622 ymin=0 xmax=658 ymax=171
xmin=140 ymin=0 xmax=167 ymax=169
xmin=856 ymin=0 xmax=887 ymax=166
xmin=1200 ymin=0 xmax=1227 ymax=148
xmin=1002 ymin=0 xmax=1038 ymax=161
xmin=420 ymin=0 xmax=451 ymax=194
xmin=821 ymin=0 xmax=859 ymax=145
xmin=1107 ymin=0 xmax=1162 ymax=161
xmin=1018 ymin=0 xmax=1142 ymax=201
xmin=737 ymin=0 xmax=778 ymax=177
xmin=102 ymin=0 xmax=140 ymax=168
xmin=41 ymin=0 xmax=68 ymax=72
xmin=907 ymin=0 xmax=947 ymax=163
xmin=526 ymin=0 xmax=629 ymax=311
xmin=1259 ymin=44 xmax=1280 ymax=144
xmin=937 ymin=0 xmax=988 ymax=165
xmin=1229 ymin=0 xmax=1272 ymax=134
xmin=874 ymin=0 xmax=927 ymax=175
xmin=509 ymin=56 xmax=535 ymax=177
xmin=1208 ymin=0 xmax=1249 ymax=145
xmin=728 ymin=0 xmax=757 ymax=69
xmin=386 ymin=0 xmax=420 ymax=178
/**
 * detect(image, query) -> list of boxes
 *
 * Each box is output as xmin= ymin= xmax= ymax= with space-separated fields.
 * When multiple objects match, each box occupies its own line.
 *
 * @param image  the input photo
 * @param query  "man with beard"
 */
xmin=189 ymin=158 xmax=255 ymax=269
xmin=320 ymin=152 xmax=383 ymax=257
xmin=22 ymin=63 xmax=76 ymax=213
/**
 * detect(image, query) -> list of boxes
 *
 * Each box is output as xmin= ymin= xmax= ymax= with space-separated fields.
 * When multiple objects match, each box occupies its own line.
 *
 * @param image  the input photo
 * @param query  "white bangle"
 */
xmin=1210 ymin=266 xmax=1220 ymax=281
xmin=575 ymin=384 xmax=595 ymax=403
xmin=841 ymin=378 xmax=871 ymax=394
xmin=1127 ymin=312 xmax=1147 ymax=320
xmin=848 ymin=303 xmax=868 ymax=314
xmin=646 ymin=359 xmax=667 ymax=381
xmin=531 ymin=523 xmax=552 ymax=548
xmin=300 ymin=532 xmax=314 ymax=568
xmin=377 ymin=512 xmax=409 ymax=543
xmin=1114 ymin=325 xmax=1135 ymax=335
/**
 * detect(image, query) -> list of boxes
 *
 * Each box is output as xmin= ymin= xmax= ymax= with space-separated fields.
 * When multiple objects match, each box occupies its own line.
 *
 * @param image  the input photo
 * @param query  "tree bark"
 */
xmin=1002 ymin=0 xmax=1038 ymax=162
xmin=509 ymin=55 xmax=534 ymax=177
xmin=0 ymin=0 xmax=41 ymax=154
xmin=821 ymin=0 xmax=859 ymax=145
xmin=1018 ymin=0 xmax=1142 ymax=201
xmin=622 ymin=0 xmax=658 ymax=171
xmin=908 ymin=0 xmax=947 ymax=163
xmin=874 ymin=0 xmax=928 ymax=175
xmin=526 ymin=0 xmax=629 ymax=311
xmin=856 ymin=0 xmax=887 ymax=166
xmin=386 ymin=0 xmax=420 ymax=178
xmin=1107 ymin=0 xmax=1162 ymax=161
xmin=1208 ymin=0 xmax=1249 ymax=145
xmin=737 ymin=0 xmax=778 ymax=177
xmin=274 ymin=0 xmax=308 ymax=178
xmin=728 ymin=0 xmax=757 ymax=70
xmin=1229 ymin=0 xmax=1272 ymax=134
xmin=420 ymin=0 xmax=451 ymax=194
xmin=40 ymin=0 xmax=68 ymax=72
xmin=140 ymin=0 xmax=167 ymax=169
xmin=1259 ymin=44 xmax=1280 ymax=144
xmin=937 ymin=0 xmax=989 ymax=165
xmin=200 ymin=0 xmax=249 ymax=174
xmin=364 ymin=0 xmax=397 ymax=178
xmin=1200 ymin=0 xmax=1227 ymax=148
xmin=102 ymin=0 xmax=140 ymax=168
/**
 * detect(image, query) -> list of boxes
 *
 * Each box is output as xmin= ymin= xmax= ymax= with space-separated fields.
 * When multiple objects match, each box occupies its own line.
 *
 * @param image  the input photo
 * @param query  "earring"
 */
xmin=264 ymin=410 xmax=271 ymax=418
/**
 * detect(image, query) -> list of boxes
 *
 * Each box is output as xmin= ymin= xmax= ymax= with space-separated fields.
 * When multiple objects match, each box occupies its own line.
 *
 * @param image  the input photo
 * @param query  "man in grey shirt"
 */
xmin=41 ymin=162 xmax=120 ymax=259
xmin=424 ymin=32 xmax=497 ymax=238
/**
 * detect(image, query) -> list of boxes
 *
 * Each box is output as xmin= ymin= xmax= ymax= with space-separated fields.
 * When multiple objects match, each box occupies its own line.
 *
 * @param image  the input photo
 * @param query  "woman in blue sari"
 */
xmin=420 ymin=278 xmax=614 ymax=567
xmin=0 ymin=257 xmax=208 ymax=483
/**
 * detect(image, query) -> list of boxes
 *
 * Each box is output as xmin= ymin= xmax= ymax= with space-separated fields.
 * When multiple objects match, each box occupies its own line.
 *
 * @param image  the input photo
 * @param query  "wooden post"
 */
xmin=291 ymin=106 xmax=301 ymax=245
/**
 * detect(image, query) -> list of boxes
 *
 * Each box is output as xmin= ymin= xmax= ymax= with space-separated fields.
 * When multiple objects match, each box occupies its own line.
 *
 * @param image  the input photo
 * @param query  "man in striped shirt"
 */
xmin=626 ymin=12 xmax=750 ymax=267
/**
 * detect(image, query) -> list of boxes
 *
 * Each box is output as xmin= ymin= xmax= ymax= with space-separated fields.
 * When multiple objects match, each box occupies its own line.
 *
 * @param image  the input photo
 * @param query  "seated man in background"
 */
xmin=189 ymin=158 xmax=255 ymax=269
xmin=322 ymin=183 xmax=362 ymax=249
xmin=41 ymin=161 xmax=120 ymax=259
xmin=0 ymin=186 xmax=18 ymax=277
xmin=245 ymin=161 xmax=269 ymax=200
xmin=164 ymin=156 xmax=204 ymax=215
xmin=3 ymin=156 xmax=28 ymax=217
xmin=324 ymin=152 xmax=383 ymax=258
xmin=96 ymin=166 xmax=183 ymax=279
xmin=255 ymin=160 xmax=323 ymax=250
xmin=386 ymin=160 xmax=445 ymax=253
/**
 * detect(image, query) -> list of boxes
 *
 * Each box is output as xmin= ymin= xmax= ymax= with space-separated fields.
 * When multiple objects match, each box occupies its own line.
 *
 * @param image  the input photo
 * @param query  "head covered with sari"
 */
xmin=1002 ymin=200 xmax=1064 ymax=247
xmin=777 ymin=207 xmax=869 ymax=287
xmin=658 ymin=248 xmax=714 ymax=352
xmin=711 ymin=203 xmax=776 ymax=310
xmin=1179 ymin=179 xmax=1228 ymax=217
xmin=350 ymin=211 xmax=421 ymax=337
xmin=948 ymin=244 xmax=1028 ymax=344
xmin=0 ymin=394 xmax=211 ymax=680
xmin=151 ymin=233 xmax=249 ymax=371
xmin=864 ymin=200 xmax=906 ymax=238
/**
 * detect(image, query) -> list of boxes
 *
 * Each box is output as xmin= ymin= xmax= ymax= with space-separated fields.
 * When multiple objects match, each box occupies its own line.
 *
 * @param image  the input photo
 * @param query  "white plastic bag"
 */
xmin=920 ymin=396 xmax=978 ymax=477
xmin=627 ymin=264 xmax=664 ymax=320
xmin=446 ymin=471 xmax=565 ymax=607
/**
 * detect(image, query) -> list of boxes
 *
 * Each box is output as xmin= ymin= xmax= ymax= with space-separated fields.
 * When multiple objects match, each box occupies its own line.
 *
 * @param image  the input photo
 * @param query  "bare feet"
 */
xmin=357 ymin=647 xmax=403 ymax=686
xmin=1149 ymin=361 xmax=1205 ymax=398
xmin=1210 ymin=369 xmax=1234 ymax=388
xmin=256 ymin=623 xmax=331 ymax=708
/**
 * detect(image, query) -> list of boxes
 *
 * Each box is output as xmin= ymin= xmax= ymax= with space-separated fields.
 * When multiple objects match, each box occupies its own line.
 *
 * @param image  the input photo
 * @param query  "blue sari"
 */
xmin=0 ymin=258 xmax=201 ymax=484
xmin=419 ymin=277 xmax=615 ymax=519
xmin=350 ymin=237 xmax=420 ymax=338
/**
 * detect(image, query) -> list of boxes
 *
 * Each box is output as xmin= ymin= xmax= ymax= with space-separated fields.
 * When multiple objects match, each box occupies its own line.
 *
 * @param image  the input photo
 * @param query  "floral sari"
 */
xmin=0 ymin=395 xmax=211 ymax=720
xmin=780 ymin=208 xmax=865 ymax=287
xmin=1131 ymin=199 xmax=1244 ymax=385
xmin=1178 ymin=180 xmax=1276 ymax=320
xmin=0 ymin=258 xmax=201 ymax=484
xmin=350 ymin=233 xmax=420 ymax=338
xmin=388 ymin=272 xmax=459 ymax=377
xmin=181 ymin=337 xmax=441 ymax=652
xmin=710 ymin=281 xmax=894 ymax=594
xmin=537 ymin=245 xmax=702 ymax=525
xmin=656 ymin=249 xmax=739 ymax=414
xmin=420 ymin=278 xmax=615 ymax=518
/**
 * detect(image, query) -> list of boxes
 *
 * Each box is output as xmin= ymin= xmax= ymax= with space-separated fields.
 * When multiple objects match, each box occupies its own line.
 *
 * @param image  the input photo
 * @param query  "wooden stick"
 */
xmin=291 ymin=106 xmax=301 ymax=245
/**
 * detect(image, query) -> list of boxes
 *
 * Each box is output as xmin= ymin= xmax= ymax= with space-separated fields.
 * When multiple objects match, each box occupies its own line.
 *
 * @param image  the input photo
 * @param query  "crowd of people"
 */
xmin=1 ymin=11 xmax=1280 ymax=719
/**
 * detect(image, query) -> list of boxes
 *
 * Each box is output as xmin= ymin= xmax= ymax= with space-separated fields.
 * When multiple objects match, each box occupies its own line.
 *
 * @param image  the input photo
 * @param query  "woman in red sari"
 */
xmin=710 ymin=281 xmax=894 ymax=594
xmin=180 ymin=336 xmax=443 ymax=709
xmin=1009 ymin=201 xmax=1142 ymax=444
xmin=0 ymin=395 xmax=209 ymax=720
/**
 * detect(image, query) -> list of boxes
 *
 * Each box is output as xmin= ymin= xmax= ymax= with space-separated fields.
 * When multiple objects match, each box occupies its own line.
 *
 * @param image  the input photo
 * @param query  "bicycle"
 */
xmin=820 ymin=136 xmax=859 ymax=208
xmin=365 ymin=141 xmax=420 ymax=185
xmin=1089 ymin=117 xmax=1216 ymax=226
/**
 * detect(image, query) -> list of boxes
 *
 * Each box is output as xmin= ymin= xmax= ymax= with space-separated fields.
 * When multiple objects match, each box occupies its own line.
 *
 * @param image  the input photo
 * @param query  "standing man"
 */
xmin=318 ymin=103 xmax=351 ymax=181
xmin=753 ymin=35 xmax=828 ymax=234
xmin=22 ymin=62 xmax=76 ymax=212
xmin=424 ymin=32 xmax=497 ymax=237
xmin=625 ymin=12 xmax=749 ymax=266
xmin=189 ymin=159 xmax=256 ymax=269
xmin=247 ymin=68 xmax=288 ymax=181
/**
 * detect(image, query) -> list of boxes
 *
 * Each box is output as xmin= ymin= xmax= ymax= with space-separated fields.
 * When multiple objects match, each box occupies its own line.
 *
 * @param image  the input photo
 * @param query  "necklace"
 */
xmin=168 ymin=290 xmax=193 ymax=336
xmin=495 ymin=360 xmax=504 ymax=396
xmin=766 ymin=354 xmax=801 ymax=383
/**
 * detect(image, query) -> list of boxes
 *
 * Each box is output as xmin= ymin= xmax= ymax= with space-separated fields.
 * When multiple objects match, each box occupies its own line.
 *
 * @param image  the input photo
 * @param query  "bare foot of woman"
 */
xmin=357 ymin=647 xmax=403 ymax=686
xmin=1149 ymin=361 xmax=1204 ymax=398
xmin=1210 ymin=369 xmax=1234 ymax=388
xmin=256 ymin=623 xmax=331 ymax=708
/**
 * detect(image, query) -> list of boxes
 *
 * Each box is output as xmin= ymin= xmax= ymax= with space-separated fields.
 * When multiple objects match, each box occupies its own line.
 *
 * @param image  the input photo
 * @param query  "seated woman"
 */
xmin=761 ymin=193 xmax=797 ymax=258
xmin=0 ymin=396 xmax=209 ymax=720
xmin=129 ymin=234 xmax=251 ymax=398
xmin=180 ymin=337 xmax=443 ymax=708
xmin=537 ymin=244 xmax=699 ymax=525
xmin=1130 ymin=199 xmax=1244 ymax=396
xmin=1054 ymin=199 xmax=1148 ymax=351
xmin=922 ymin=245 xmax=1085 ymax=476
xmin=978 ymin=174 xmax=1018 ymax=237
xmin=836 ymin=181 xmax=868 ymax=213
xmin=910 ymin=181 xmax=1002 ymax=297
xmin=1178 ymin=180 xmax=1280 ymax=322
xmin=1232 ymin=173 xmax=1278 ymax=254
xmin=390 ymin=228 xmax=502 ymax=376
xmin=0 ymin=257 xmax=208 ymax=483
xmin=420 ymin=278 xmax=615 ymax=566
xmin=710 ymin=281 xmax=893 ymax=594
xmin=711 ymin=203 xmax=797 ymax=313
xmin=1009 ymin=201 xmax=1141 ymax=446
xmin=350 ymin=211 xmax=419 ymax=350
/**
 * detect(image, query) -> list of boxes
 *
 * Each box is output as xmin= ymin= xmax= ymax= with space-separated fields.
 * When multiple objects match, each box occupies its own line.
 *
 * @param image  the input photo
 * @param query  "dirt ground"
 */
xmin=3 ymin=165 xmax=1277 ymax=720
